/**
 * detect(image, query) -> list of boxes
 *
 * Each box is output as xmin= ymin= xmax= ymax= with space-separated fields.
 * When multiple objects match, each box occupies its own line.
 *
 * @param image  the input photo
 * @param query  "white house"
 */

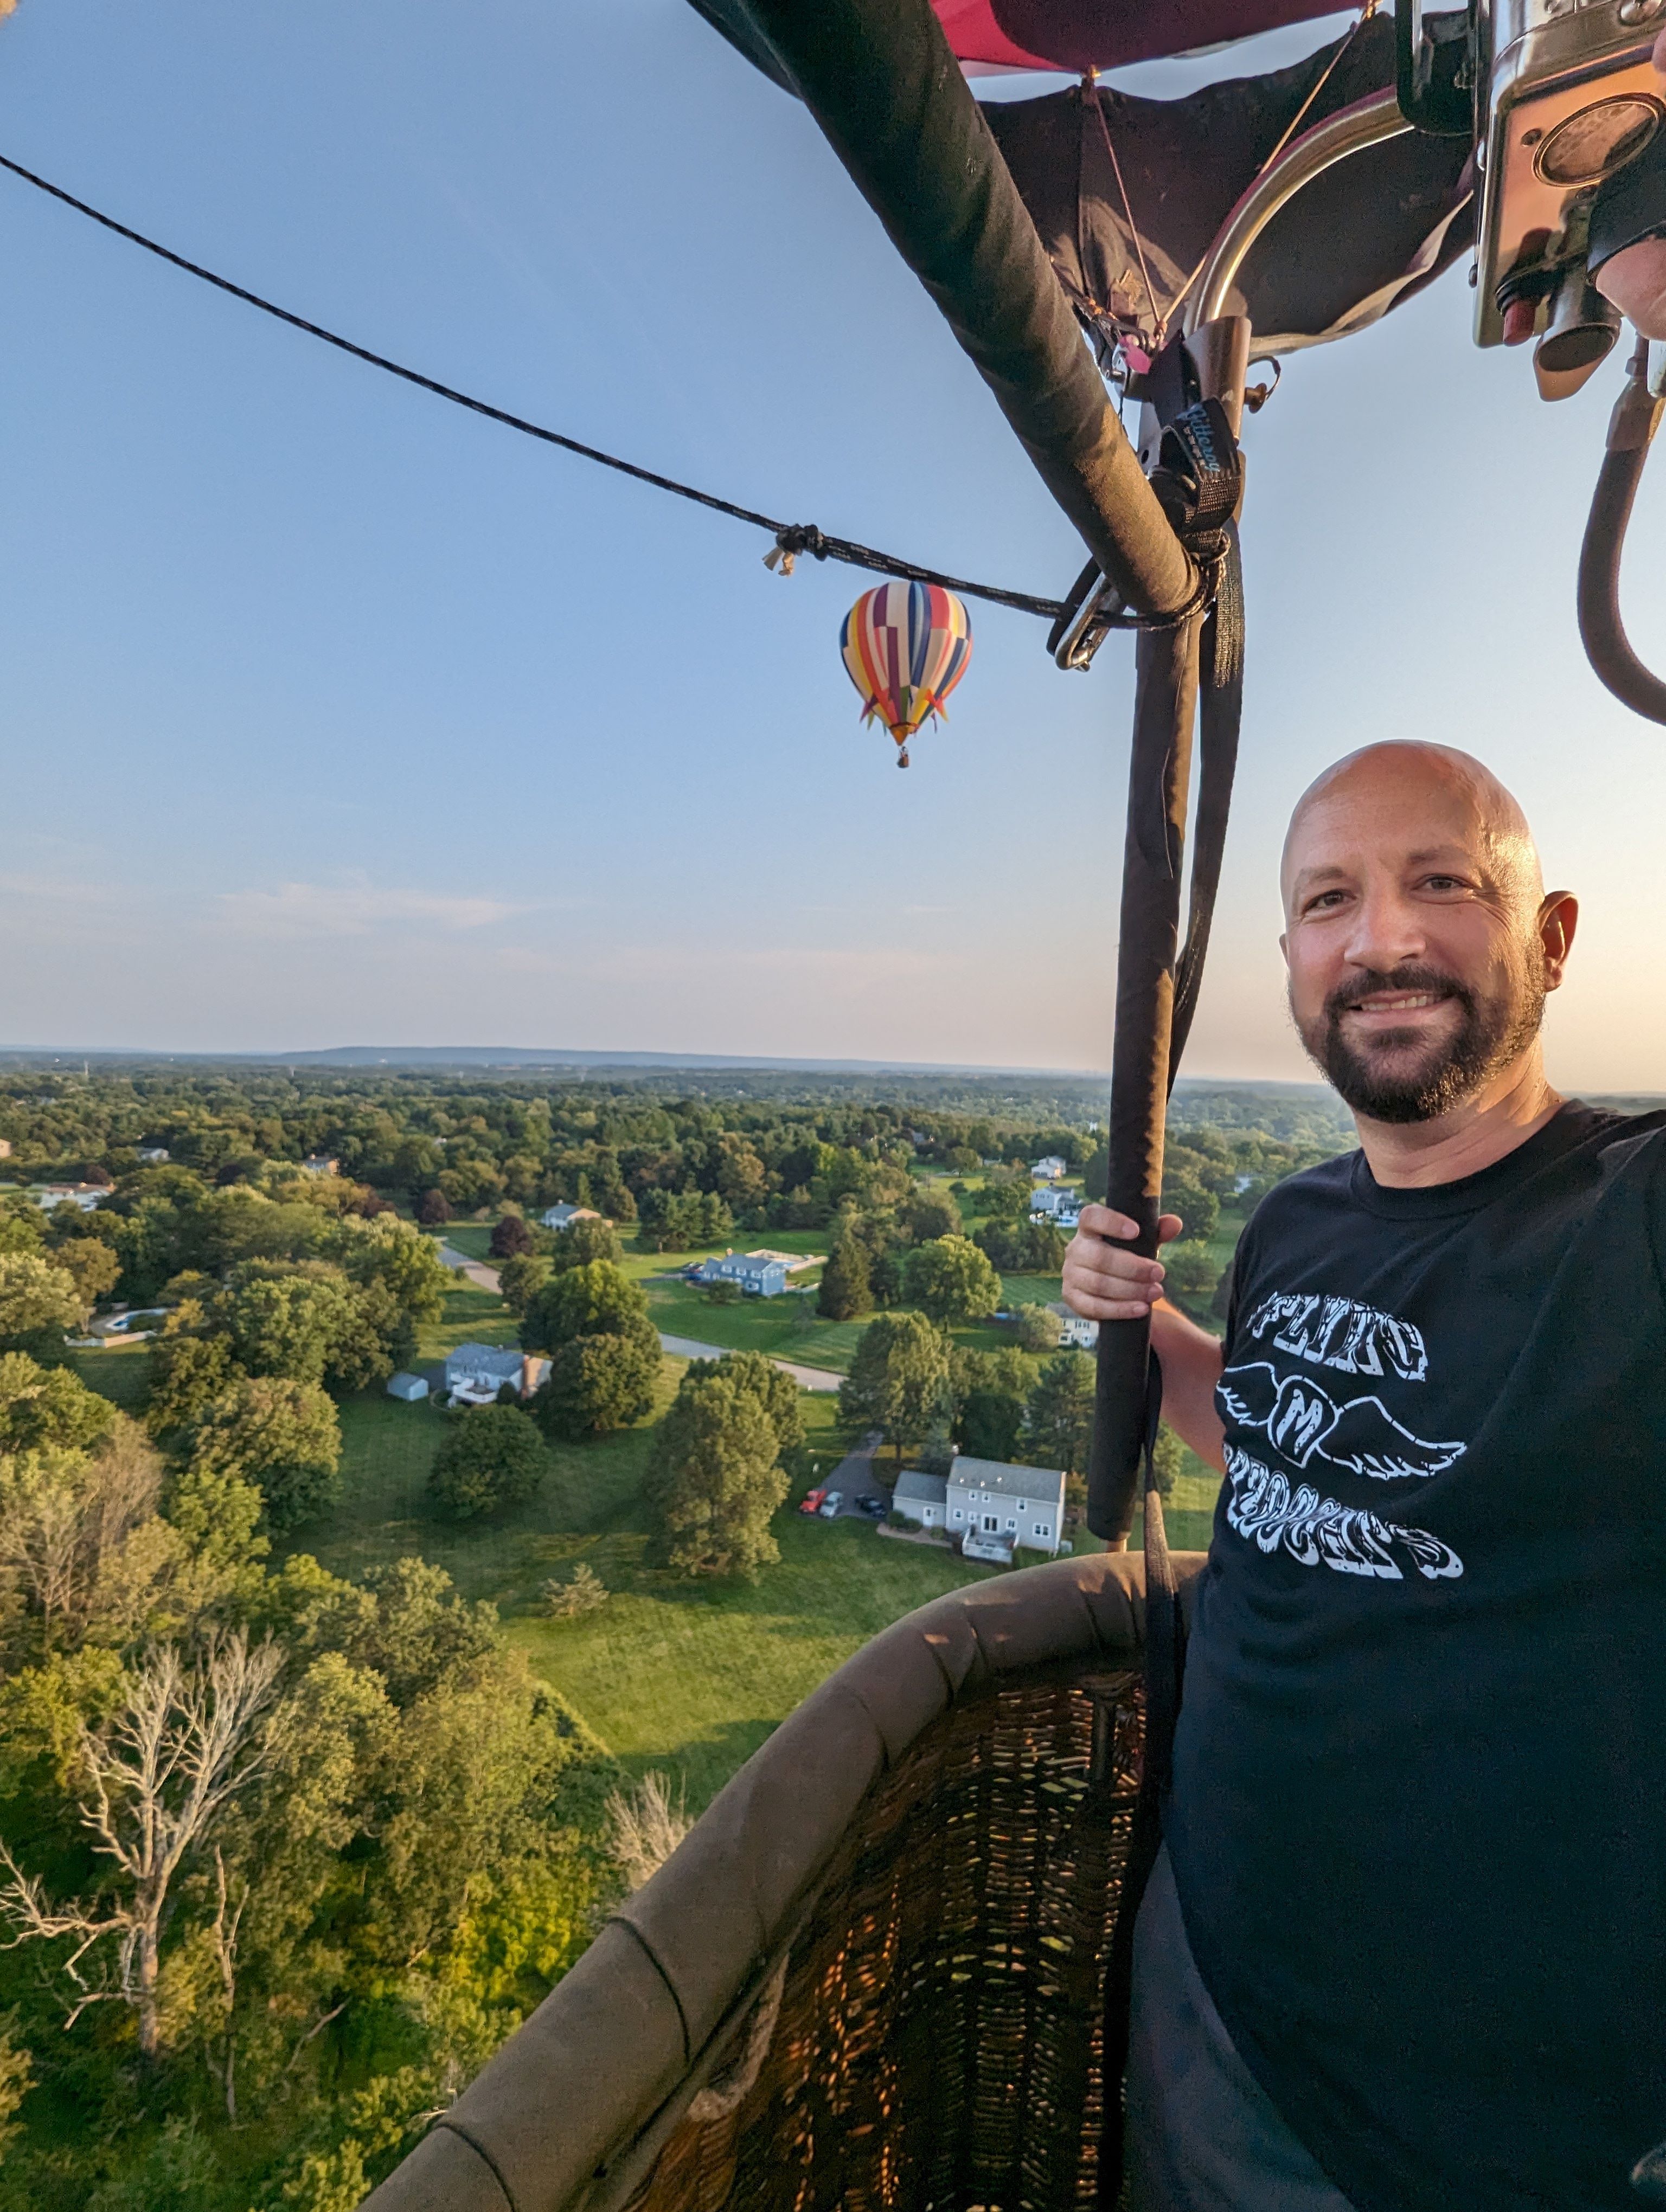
xmin=946 ymin=1456 xmax=1067 ymax=1562
xmin=1029 ymin=1186 xmax=1082 ymax=1227
xmin=300 ymin=1154 xmax=341 ymax=1177
xmin=699 ymin=1251 xmax=792 ymax=1298
xmin=893 ymin=1469 xmax=947 ymax=1528
xmin=1031 ymin=1155 xmax=1069 ymax=1182
xmin=1048 ymin=1300 xmax=1098 ymax=1350
xmin=541 ymin=1203 xmax=603 ymax=1232
xmin=136 ymin=1146 xmax=169 ymax=1165
xmin=443 ymin=1343 xmax=547 ymax=1405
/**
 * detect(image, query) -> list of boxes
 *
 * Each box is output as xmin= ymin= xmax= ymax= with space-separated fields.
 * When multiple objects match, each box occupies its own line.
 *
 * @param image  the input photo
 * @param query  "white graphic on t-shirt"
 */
xmin=1218 ymin=1362 xmax=1466 ymax=1481
xmin=1225 ymin=1446 xmax=1465 ymax=1580
xmin=1242 ymin=1293 xmax=1428 ymax=1382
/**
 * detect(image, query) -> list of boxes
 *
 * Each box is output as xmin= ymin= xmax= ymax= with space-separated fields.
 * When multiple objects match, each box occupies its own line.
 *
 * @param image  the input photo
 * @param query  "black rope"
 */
xmin=0 ymin=150 xmax=1068 ymax=623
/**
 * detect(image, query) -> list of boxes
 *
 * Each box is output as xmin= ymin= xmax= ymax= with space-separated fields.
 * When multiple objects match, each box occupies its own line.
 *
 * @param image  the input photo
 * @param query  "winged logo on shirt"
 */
xmin=1218 ymin=1363 xmax=1466 ymax=1481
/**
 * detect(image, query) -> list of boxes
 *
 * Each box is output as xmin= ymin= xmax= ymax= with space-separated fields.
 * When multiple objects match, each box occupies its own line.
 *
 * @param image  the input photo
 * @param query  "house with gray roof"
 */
xmin=946 ymin=1456 xmax=1067 ymax=1562
xmin=892 ymin=1469 xmax=947 ymax=1529
xmin=541 ymin=1203 xmax=603 ymax=1232
xmin=699 ymin=1251 xmax=791 ymax=1298
xmin=443 ymin=1343 xmax=546 ymax=1405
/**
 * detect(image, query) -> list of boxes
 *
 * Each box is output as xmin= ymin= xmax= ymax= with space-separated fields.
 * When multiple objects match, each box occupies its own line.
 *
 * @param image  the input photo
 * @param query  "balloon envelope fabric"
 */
xmin=840 ymin=582 xmax=972 ymax=764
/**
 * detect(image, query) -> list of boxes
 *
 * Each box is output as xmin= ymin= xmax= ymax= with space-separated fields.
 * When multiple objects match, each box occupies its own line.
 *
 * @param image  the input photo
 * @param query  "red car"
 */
xmin=798 ymin=1488 xmax=828 ymax=1516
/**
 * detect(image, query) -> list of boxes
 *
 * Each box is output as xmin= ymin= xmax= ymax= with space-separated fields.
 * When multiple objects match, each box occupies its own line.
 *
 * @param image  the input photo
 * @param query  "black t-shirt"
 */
xmin=1167 ymin=1102 xmax=1666 ymax=2212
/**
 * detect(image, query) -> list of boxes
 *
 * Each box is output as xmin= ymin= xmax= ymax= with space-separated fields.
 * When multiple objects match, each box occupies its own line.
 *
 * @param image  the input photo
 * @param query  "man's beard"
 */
xmin=1294 ymin=960 xmax=1546 ymax=1124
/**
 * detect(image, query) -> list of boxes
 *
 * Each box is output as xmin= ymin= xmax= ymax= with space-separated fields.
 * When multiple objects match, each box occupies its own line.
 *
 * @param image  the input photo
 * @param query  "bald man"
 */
xmin=1063 ymin=742 xmax=1666 ymax=2212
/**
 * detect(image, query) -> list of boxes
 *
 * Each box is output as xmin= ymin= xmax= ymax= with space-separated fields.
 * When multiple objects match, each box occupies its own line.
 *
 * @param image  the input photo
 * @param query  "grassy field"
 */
xmin=280 ymin=1379 xmax=989 ymax=1807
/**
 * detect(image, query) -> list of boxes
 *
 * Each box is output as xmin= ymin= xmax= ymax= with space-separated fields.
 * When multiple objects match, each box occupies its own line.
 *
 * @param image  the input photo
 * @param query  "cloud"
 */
xmin=219 ymin=879 xmax=526 ymax=940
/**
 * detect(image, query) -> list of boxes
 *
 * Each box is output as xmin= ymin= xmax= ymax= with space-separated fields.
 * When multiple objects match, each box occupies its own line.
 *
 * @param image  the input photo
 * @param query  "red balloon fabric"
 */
xmin=932 ymin=0 xmax=1346 ymax=73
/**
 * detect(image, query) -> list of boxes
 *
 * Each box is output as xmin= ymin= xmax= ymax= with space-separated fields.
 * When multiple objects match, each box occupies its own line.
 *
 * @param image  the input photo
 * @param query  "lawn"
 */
xmin=642 ymin=1279 xmax=858 ymax=1372
xmin=283 ymin=1378 xmax=990 ymax=1808
xmin=66 ymin=1340 xmax=155 ymax=1411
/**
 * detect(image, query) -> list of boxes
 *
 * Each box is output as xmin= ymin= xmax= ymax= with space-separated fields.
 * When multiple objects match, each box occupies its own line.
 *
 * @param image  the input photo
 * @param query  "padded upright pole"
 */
xmin=1085 ymin=615 xmax=1202 ymax=1545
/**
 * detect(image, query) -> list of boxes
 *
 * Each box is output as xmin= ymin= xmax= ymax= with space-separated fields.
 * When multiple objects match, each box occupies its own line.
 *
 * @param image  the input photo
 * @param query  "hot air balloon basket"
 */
xmin=620 ymin=1661 xmax=1145 ymax=2212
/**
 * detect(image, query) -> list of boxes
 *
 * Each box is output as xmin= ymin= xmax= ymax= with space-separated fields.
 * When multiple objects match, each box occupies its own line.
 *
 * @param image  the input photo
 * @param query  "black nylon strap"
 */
xmin=1095 ymin=1353 xmax=1187 ymax=2205
xmin=1170 ymin=520 xmax=1245 ymax=1076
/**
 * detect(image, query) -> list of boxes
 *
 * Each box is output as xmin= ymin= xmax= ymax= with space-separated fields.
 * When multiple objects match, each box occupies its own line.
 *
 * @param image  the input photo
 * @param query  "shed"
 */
xmin=386 ymin=1372 xmax=430 ymax=1403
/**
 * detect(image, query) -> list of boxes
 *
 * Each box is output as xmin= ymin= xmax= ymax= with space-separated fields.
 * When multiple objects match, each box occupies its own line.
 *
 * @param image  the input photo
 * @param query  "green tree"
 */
xmin=211 ymin=1265 xmax=359 ymax=1388
xmin=548 ymin=1217 xmax=624 ymax=1271
xmin=1014 ymin=1302 xmax=1062 ymax=1353
xmin=533 ymin=1332 xmax=659 ymax=1441
xmin=497 ymin=1251 xmax=553 ymax=1318
xmin=48 ymin=1237 xmax=121 ymax=1310
xmin=148 ymin=1318 xmax=242 ymax=1437
xmin=0 ymin=1252 xmax=87 ymax=1354
xmin=521 ymin=1260 xmax=657 ymax=1360
xmin=188 ymin=1377 xmax=343 ymax=1532
xmin=900 ymin=1236 xmax=1002 ymax=1326
xmin=1023 ymin=1353 xmax=1096 ymax=1476
xmin=428 ymin=1405 xmax=546 ymax=1520
xmin=905 ymin=1188 xmax=960 ymax=1244
xmin=684 ymin=1349 xmax=805 ymax=1464
xmin=838 ymin=1311 xmax=952 ymax=1466
xmin=1163 ymin=1239 xmax=1218 ymax=1310
xmin=976 ymin=1178 xmax=1030 ymax=1223
xmin=0 ymin=1352 xmax=116 ymax=1454
xmin=817 ymin=1238 xmax=872 ymax=1321
xmin=957 ymin=1386 xmax=1024 ymax=1462
xmin=645 ymin=1372 xmax=786 ymax=1578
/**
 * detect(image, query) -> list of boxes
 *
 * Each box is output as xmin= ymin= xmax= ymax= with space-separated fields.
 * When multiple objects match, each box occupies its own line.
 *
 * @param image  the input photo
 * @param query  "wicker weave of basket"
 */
xmin=362 ymin=1551 xmax=1206 ymax=2212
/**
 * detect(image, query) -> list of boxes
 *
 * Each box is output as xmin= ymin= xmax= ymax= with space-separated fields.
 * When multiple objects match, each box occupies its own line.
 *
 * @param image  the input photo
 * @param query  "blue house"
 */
xmin=699 ymin=1251 xmax=792 ymax=1298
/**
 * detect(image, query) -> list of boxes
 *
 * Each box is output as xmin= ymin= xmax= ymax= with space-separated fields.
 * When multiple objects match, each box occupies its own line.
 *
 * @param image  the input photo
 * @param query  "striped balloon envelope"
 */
xmin=839 ymin=581 xmax=973 ymax=768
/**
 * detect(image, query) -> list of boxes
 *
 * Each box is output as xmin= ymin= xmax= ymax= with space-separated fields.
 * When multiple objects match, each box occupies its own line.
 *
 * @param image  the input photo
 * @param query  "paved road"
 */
xmin=434 ymin=1243 xmax=503 ymax=1294
xmin=656 ymin=1332 xmax=842 ymax=1394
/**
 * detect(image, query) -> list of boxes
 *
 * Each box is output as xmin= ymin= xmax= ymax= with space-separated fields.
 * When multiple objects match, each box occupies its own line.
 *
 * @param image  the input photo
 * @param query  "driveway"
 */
xmin=818 ymin=1430 xmax=887 ymax=1517
xmin=434 ymin=1243 xmax=503 ymax=1295
xmin=655 ymin=1332 xmax=842 ymax=1394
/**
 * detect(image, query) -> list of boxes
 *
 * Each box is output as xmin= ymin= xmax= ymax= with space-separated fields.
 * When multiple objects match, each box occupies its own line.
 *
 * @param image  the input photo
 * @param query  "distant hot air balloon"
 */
xmin=840 ymin=581 xmax=972 ymax=768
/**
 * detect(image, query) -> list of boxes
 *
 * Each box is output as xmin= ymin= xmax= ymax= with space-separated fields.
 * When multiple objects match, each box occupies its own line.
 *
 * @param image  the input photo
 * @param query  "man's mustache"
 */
xmin=1321 ymin=966 xmax=1473 ymax=1025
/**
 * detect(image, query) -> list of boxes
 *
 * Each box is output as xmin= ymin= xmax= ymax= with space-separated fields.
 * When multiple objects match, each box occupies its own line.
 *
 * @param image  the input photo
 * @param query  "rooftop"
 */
xmin=948 ymin=1456 xmax=1066 ymax=1505
xmin=894 ymin=1470 xmax=947 ymax=1506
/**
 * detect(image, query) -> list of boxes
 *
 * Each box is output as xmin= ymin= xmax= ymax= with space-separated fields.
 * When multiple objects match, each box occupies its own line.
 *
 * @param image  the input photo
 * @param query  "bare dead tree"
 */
xmin=0 ymin=1427 xmax=163 ymax=1647
xmin=204 ymin=1846 xmax=246 ymax=2123
xmin=0 ymin=1629 xmax=284 ymax=2060
xmin=605 ymin=1771 xmax=690 ymax=1893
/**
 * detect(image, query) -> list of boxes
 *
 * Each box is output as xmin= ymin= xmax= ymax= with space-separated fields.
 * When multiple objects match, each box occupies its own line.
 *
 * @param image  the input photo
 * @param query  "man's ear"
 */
xmin=1278 ymin=930 xmax=1290 ymax=969
xmin=1539 ymin=891 xmax=1579 ymax=990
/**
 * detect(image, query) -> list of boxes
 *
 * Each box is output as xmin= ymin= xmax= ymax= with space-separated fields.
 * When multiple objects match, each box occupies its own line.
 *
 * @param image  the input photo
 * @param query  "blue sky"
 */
xmin=2 ymin=0 xmax=1664 ymax=1085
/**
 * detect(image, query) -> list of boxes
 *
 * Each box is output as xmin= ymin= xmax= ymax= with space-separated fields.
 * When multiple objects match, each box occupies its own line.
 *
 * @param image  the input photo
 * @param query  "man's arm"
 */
xmin=1061 ymin=1203 xmax=1227 ymax=1472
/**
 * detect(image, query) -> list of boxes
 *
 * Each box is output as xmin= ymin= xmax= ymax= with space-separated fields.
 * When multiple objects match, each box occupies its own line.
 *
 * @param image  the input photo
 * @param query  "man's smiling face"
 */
xmin=1280 ymin=744 xmax=1574 ymax=1126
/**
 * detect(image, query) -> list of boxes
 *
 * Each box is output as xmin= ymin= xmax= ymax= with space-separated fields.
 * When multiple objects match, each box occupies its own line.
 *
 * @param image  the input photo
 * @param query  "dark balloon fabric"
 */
xmin=686 ymin=2 xmax=1473 ymax=359
xmin=983 ymin=18 xmax=1475 ymax=351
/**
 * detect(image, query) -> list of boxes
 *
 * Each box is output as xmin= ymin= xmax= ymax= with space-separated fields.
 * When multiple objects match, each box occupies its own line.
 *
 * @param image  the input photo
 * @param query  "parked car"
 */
xmin=817 ymin=1491 xmax=843 ymax=1520
xmin=798 ymin=1488 xmax=828 ymax=1516
xmin=856 ymin=1494 xmax=887 ymax=1518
